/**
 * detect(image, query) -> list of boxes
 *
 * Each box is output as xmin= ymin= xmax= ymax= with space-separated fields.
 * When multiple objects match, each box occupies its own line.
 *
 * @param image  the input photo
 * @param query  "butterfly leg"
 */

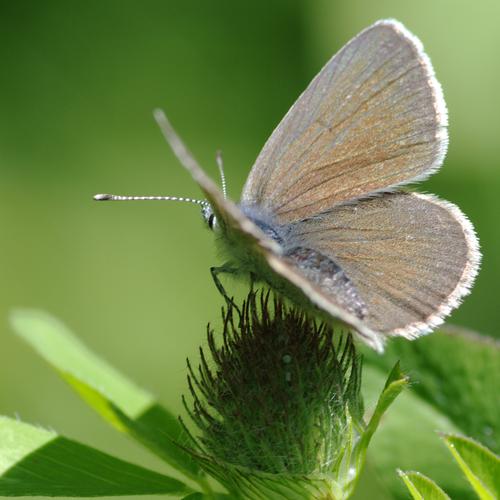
xmin=210 ymin=264 xmax=241 ymax=314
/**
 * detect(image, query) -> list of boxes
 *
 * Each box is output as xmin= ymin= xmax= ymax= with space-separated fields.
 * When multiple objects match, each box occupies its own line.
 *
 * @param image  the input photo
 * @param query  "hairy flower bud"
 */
xmin=183 ymin=291 xmax=371 ymax=498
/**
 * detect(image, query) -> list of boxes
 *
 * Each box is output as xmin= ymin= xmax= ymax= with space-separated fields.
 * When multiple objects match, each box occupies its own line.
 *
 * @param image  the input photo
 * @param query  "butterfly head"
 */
xmin=201 ymin=202 xmax=218 ymax=231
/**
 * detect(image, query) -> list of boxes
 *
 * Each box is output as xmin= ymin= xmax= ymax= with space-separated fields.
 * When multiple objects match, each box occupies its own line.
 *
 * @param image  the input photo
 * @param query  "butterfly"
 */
xmin=95 ymin=19 xmax=480 ymax=351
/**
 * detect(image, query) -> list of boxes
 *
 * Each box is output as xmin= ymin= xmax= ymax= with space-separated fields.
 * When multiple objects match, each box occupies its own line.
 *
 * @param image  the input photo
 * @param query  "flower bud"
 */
xmin=183 ymin=291 xmax=367 ymax=498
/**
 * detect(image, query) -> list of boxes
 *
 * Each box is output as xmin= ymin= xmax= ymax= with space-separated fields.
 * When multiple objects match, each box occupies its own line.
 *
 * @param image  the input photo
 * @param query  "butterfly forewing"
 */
xmin=242 ymin=20 xmax=448 ymax=223
xmin=284 ymin=192 xmax=479 ymax=338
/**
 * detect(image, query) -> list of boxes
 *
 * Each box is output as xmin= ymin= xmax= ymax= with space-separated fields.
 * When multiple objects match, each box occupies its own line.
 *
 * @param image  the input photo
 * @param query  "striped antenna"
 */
xmin=93 ymin=109 xmax=225 ymax=208
xmin=216 ymin=150 xmax=227 ymax=199
xmin=93 ymin=193 xmax=208 ymax=206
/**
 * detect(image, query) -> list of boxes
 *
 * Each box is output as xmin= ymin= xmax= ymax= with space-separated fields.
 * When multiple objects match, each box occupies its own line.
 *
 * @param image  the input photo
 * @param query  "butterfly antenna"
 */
xmin=93 ymin=193 xmax=208 ymax=206
xmin=216 ymin=150 xmax=227 ymax=199
xmin=94 ymin=109 xmax=212 ymax=208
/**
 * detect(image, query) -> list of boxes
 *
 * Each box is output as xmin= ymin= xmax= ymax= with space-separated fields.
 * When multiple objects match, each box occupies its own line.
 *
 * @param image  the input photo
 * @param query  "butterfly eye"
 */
xmin=208 ymin=213 xmax=217 ymax=230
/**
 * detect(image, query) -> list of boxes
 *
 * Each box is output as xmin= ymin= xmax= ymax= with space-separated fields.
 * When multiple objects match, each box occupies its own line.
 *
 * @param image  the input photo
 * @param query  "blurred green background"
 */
xmin=1 ymin=1 xmax=499 ymax=498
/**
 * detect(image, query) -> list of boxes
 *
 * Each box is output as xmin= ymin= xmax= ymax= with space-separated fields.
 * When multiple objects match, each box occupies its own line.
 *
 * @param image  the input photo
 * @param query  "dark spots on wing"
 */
xmin=243 ymin=212 xmax=366 ymax=319
xmin=284 ymin=246 xmax=367 ymax=319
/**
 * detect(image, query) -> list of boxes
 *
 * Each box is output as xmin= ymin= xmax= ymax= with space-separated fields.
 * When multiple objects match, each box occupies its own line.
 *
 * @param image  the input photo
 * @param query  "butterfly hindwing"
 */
xmin=284 ymin=192 xmax=480 ymax=338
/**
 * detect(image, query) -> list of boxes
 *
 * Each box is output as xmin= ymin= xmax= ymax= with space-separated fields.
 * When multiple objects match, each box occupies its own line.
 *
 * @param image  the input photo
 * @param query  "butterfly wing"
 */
xmin=284 ymin=192 xmax=480 ymax=338
xmin=156 ymin=112 xmax=384 ymax=349
xmin=172 ymin=145 xmax=383 ymax=349
xmin=241 ymin=19 xmax=448 ymax=223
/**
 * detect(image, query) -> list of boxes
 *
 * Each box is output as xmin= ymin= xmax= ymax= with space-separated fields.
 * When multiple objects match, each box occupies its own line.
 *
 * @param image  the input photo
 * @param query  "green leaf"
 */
xmin=358 ymin=362 xmax=409 ymax=451
xmin=363 ymin=362 xmax=409 ymax=445
xmin=347 ymin=362 xmax=409 ymax=496
xmin=0 ymin=416 xmax=191 ymax=497
xmin=398 ymin=470 xmax=451 ymax=500
xmin=359 ymin=365 xmax=467 ymax=499
xmin=361 ymin=327 xmax=500 ymax=499
xmin=181 ymin=494 xmax=231 ymax=499
xmin=441 ymin=433 xmax=500 ymax=499
xmin=9 ymin=309 xmax=203 ymax=483
xmin=365 ymin=326 xmax=500 ymax=452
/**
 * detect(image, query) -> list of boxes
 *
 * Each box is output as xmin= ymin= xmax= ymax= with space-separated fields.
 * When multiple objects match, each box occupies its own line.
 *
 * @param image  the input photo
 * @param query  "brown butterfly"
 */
xmin=95 ymin=19 xmax=480 ymax=351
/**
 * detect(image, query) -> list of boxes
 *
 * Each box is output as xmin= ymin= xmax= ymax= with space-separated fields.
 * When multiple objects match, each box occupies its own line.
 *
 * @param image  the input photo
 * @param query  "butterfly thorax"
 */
xmin=251 ymin=217 xmax=285 ymax=245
